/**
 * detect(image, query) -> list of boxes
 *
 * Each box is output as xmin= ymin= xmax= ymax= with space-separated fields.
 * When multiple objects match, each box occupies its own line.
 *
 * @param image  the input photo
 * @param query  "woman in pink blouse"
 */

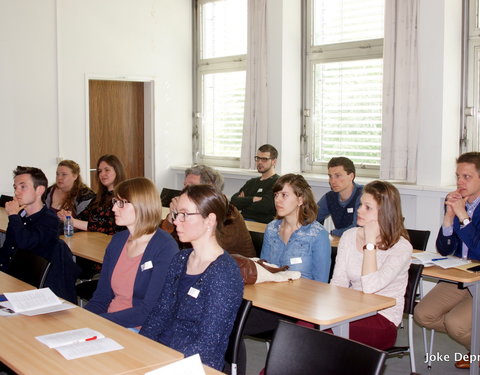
xmin=330 ymin=180 xmax=412 ymax=349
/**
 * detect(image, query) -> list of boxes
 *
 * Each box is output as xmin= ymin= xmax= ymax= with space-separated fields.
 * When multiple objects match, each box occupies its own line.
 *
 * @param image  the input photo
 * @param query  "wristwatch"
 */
xmin=363 ymin=243 xmax=376 ymax=251
xmin=461 ymin=217 xmax=471 ymax=226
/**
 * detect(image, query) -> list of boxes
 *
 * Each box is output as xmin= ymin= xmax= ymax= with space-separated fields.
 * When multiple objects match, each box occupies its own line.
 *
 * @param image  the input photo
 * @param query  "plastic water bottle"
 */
xmin=64 ymin=216 xmax=74 ymax=237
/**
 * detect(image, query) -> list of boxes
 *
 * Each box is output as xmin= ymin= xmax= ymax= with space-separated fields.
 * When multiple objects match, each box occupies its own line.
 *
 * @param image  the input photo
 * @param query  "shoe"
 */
xmin=455 ymin=353 xmax=480 ymax=369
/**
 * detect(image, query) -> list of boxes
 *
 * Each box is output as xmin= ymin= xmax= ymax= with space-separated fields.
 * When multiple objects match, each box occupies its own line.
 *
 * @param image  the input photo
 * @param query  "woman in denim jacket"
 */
xmin=260 ymin=174 xmax=331 ymax=282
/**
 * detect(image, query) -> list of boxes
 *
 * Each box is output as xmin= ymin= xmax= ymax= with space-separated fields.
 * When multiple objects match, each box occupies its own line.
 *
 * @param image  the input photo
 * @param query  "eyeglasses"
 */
xmin=112 ymin=198 xmax=129 ymax=208
xmin=172 ymin=211 xmax=202 ymax=222
xmin=254 ymin=156 xmax=272 ymax=162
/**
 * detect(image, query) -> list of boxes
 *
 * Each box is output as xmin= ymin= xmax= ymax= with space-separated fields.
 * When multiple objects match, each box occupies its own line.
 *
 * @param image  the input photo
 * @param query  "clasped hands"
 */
xmin=5 ymin=197 xmax=25 ymax=216
xmin=444 ymin=190 xmax=468 ymax=227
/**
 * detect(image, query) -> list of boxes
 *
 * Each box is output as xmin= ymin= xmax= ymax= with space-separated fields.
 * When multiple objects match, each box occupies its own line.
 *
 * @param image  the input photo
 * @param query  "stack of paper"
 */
xmin=145 ymin=354 xmax=205 ymax=375
xmin=412 ymin=252 xmax=471 ymax=269
xmin=3 ymin=288 xmax=75 ymax=316
xmin=36 ymin=328 xmax=123 ymax=360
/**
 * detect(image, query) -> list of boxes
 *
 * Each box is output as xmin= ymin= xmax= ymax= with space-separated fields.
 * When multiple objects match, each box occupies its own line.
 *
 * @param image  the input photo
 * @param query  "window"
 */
xmin=303 ymin=0 xmax=385 ymax=174
xmin=465 ymin=0 xmax=480 ymax=151
xmin=194 ymin=0 xmax=247 ymax=166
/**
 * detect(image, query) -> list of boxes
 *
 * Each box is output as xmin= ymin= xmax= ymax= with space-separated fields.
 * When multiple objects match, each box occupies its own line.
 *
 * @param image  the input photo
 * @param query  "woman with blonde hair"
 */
xmin=330 ymin=180 xmax=412 ymax=349
xmin=45 ymin=159 xmax=95 ymax=217
xmin=85 ymin=177 xmax=179 ymax=328
xmin=260 ymin=173 xmax=331 ymax=281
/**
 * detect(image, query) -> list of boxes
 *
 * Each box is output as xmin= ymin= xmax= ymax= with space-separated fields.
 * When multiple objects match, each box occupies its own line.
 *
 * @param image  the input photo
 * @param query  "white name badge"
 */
xmin=257 ymin=188 xmax=263 ymax=193
xmin=188 ymin=287 xmax=200 ymax=298
xmin=290 ymin=257 xmax=302 ymax=265
xmin=141 ymin=260 xmax=153 ymax=271
xmin=347 ymin=207 xmax=354 ymax=213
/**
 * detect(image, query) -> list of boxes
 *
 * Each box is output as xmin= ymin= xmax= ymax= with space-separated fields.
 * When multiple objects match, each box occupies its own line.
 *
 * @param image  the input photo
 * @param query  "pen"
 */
xmin=431 ymin=257 xmax=448 ymax=261
xmin=85 ymin=336 xmax=97 ymax=341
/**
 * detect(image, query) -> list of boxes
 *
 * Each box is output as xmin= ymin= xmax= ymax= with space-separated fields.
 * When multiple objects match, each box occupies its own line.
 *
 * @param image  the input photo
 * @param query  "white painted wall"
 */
xmin=0 ymin=0 xmax=191 ymax=193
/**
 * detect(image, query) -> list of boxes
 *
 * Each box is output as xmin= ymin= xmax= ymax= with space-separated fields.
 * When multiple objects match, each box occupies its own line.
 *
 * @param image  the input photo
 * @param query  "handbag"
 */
xmin=232 ymin=254 xmax=298 ymax=284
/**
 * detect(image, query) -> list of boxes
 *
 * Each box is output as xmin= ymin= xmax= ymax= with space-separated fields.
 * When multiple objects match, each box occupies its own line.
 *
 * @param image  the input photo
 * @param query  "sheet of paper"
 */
xmin=145 ymin=354 xmax=206 ymax=375
xmin=4 ymin=288 xmax=61 ymax=312
xmin=36 ymin=328 xmax=104 ymax=348
xmin=20 ymin=302 xmax=76 ymax=316
xmin=412 ymin=253 xmax=471 ymax=269
xmin=54 ymin=337 xmax=123 ymax=360
xmin=435 ymin=257 xmax=471 ymax=269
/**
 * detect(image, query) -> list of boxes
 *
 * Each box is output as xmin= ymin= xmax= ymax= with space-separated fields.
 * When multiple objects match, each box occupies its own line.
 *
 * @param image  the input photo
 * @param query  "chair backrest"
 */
xmin=0 ymin=195 xmax=13 ymax=208
xmin=8 ymin=249 xmax=51 ymax=288
xmin=265 ymin=320 xmax=387 ymax=375
xmin=249 ymin=231 xmax=264 ymax=258
xmin=329 ymin=245 xmax=338 ymax=282
xmin=406 ymin=229 xmax=430 ymax=251
xmin=160 ymin=188 xmax=181 ymax=207
xmin=403 ymin=263 xmax=424 ymax=315
xmin=224 ymin=299 xmax=252 ymax=372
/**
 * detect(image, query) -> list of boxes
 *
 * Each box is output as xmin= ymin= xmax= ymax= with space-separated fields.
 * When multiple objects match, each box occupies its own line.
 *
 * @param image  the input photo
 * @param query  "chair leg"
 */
xmin=408 ymin=314 xmax=416 ymax=373
xmin=422 ymin=327 xmax=428 ymax=360
xmin=427 ymin=329 xmax=435 ymax=368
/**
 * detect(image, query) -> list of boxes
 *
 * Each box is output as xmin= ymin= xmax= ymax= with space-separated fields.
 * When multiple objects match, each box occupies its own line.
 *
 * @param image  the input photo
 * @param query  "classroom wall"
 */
xmin=0 ymin=0 xmax=463 ymax=250
xmin=0 ymin=0 xmax=191 ymax=193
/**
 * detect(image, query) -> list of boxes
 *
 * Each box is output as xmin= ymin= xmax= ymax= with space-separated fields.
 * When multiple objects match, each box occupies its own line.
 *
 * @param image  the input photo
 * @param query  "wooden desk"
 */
xmin=0 ymin=207 xmax=7 ymax=232
xmin=330 ymin=235 xmax=340 ymax=247
xmin=120 ymin=363 xmax=225 ymax=375
xmin=0 ymin=272 xmax=183 ymax=375
xmin=244 ymin=277 xmax=395 ymax=338
xmin=245 ymin=220 xmax=267 ymax=233
xmin=421 ymin=265 xmax=480 ymax=375
xmin=61 ymin=231 xmax=112 ymax=263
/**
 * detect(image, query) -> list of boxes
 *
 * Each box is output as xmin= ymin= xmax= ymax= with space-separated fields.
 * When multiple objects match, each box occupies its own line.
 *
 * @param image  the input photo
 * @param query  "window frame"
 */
xmin=302 ymin=0 xmax=384 ymax=177
xmin=193 ymin=0 xmax=247 ymax=167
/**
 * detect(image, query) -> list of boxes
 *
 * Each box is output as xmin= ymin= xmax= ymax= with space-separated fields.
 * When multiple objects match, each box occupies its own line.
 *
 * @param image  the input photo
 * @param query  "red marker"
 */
xmin=85 ymin=336 xmax=97 ymax=341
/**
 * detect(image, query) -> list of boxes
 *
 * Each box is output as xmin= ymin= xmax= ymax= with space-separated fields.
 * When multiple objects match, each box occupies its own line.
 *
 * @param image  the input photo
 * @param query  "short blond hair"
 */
xmin=114 ymin=177 xmax=162 ymax=239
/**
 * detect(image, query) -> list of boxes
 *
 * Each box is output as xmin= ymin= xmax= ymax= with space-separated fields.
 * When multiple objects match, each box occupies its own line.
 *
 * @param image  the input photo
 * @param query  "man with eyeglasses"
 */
xmin=231 ymin=144 xmax=279 ymax=223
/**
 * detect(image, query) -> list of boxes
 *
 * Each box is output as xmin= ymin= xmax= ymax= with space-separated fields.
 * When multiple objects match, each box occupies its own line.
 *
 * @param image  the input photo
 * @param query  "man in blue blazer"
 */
xmin=415 ymin=152 xmax=480 ymax=369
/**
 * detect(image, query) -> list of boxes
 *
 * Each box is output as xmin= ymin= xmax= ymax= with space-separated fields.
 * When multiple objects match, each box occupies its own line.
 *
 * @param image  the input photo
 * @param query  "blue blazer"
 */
xmin=85 ymin=229 xmax=179 ymax=327
xmin=436 ymin=204 xmax=480 ymax=261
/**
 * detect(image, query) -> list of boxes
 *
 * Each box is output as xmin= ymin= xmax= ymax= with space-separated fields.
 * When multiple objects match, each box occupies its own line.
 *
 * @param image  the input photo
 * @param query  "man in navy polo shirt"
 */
xmin=316 ymin=157 xmax=363 ymax=237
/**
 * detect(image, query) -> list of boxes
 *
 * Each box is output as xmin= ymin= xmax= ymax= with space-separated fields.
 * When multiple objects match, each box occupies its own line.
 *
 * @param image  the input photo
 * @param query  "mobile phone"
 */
xmin=467 ymin=265 xmax=480 ymax=272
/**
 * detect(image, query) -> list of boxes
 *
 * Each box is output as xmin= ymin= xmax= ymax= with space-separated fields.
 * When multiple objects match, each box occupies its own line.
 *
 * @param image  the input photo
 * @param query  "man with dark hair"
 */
xmin=414 ymin=152 xmax=480 ymax=369
xmin=231 ymin=144 xmax=279 ymax=223
xmin=0 ymin=166 xmax=59 ymax=271
xmin=316 ymin=156 xmax=363 ymax=236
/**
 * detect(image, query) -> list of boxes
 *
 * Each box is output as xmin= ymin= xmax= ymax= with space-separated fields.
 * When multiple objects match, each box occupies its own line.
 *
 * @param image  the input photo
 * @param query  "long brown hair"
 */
xmin=363 ymin=180 xmax=409 ymax=249
xmin=53 ymin=160 xmax=89 ymax=214
xmin=273 ymin=174 xmax=318 ymax=225
xmin=95 ymin=154 xmax=126 ymax=205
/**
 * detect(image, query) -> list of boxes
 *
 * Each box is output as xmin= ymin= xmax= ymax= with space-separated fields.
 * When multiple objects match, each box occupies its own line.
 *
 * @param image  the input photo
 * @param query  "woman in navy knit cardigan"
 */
xmin=140 ymin=184 xmax=243 ymax=370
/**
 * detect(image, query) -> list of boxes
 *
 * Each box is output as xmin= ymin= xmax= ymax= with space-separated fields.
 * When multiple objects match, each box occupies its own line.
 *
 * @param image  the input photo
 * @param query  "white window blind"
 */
xmin=305 ymin=0 xmax=385 ymax=172
xmin=196 ymin=0 xmax=247 ymax=163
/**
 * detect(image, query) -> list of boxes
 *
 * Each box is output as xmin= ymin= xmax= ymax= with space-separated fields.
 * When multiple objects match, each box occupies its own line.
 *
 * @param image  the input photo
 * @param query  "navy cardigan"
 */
xmin=140 ymin=249 xmax=243 ymax=370
xmin=85 ymin=229 xmax=179 ymax=327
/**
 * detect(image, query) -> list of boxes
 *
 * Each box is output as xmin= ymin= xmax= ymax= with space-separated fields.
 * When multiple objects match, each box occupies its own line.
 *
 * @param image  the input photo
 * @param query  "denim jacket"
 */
xmin=260 ymin=220 xmax=331 ymax=282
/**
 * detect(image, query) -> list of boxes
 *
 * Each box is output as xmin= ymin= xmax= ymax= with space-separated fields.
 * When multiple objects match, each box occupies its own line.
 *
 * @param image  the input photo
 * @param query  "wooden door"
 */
xmin=89 ymin=80 xmax=144 ymax=191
